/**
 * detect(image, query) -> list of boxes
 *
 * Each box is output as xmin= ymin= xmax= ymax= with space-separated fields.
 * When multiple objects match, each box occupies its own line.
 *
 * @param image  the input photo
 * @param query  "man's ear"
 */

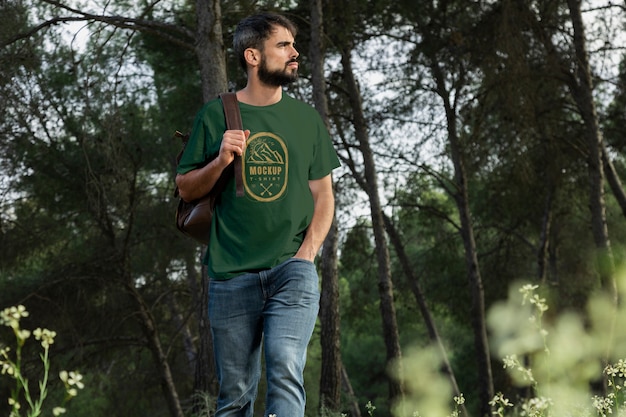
xmin=244 ymin=48 xmax=259 ymax=67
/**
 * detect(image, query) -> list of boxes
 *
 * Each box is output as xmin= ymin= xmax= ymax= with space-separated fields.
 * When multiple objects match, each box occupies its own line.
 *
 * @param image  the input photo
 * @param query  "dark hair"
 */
xmin=233 ymin=12 xmax=298 ymax=72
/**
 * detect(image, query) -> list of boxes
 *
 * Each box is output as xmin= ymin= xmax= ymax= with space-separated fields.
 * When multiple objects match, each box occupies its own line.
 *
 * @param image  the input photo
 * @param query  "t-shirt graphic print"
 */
xmin=244 ymin=132 xmax=288 ymax=202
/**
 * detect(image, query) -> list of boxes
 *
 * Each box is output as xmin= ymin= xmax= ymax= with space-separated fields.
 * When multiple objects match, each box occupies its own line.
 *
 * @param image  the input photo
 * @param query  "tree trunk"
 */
xmin=309 ymin=0 xmax=342 ymax=411
xmin=191 ymin=261 xmax=219 ymax=411
xmin=126 ymin=283 xmax=185 ymax=417
xmin=450 ymin=128 xmax=494 ymax=417
xmin=527 ymin=0 xmax=617 ymax=301
xmin=319 ymin=219 xmax=342 ymax=411
xmin=602 ymin=142 xmax=626 ymax=219
xmin=565 ymin=0 xmax=616 ymax=301
xmin=538 ymin=188 xmax=554 ymax=284
xmin=191 ymin=0 xmax=228 ymax=406
xmin=430 ymin=61 xmax=494 ymax=416
xmin=383 ymin=214 xmax=469 ymax=417
xmin=342 ymin=365 xmax=363 ymax=417
xmin=182 ymin=251 xmax=217 ymax=404
xmin=165 ymin=290 xmax=196 ymax=376
xmin=195 ymin=0 xmax=227 ymax=102
xmin=340 ymin=46 xmax=404 ymax=401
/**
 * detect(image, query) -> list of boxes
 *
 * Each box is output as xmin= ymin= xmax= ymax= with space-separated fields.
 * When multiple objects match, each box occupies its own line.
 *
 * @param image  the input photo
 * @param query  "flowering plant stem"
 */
xmin=8 ymin=329 xmax=50 ymax=417
xmin=1 ymin=305 xmax=82 ymax=417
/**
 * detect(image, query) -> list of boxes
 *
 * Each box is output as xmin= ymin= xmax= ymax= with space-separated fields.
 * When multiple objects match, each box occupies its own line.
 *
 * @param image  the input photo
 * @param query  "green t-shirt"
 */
xmin=177 ymin=93 xmax=340 ymax=280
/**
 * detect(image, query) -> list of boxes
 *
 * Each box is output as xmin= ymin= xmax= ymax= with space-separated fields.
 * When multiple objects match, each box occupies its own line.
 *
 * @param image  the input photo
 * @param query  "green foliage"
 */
xmin=604 ymin=57 xmax=626 ymax=154
xmin=391 ymin=173 xmax=468 ymax=321
xmin=387 ymin=274 xmax=626 ymax=417
xmin=1 ymin=3 xmax=200 ymax=415
xmin=338 ymin=223 xmax=391 ymax=415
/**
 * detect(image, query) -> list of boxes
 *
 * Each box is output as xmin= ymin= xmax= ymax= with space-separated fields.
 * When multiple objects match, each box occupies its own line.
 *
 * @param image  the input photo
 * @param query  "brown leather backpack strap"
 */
xmin=220 ymin=92 xmax=244 ymax=197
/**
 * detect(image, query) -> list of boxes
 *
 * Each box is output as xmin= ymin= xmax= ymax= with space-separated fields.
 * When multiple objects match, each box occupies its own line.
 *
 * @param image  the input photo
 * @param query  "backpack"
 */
xmin=174 ymin=92 xmax=243 ymax=245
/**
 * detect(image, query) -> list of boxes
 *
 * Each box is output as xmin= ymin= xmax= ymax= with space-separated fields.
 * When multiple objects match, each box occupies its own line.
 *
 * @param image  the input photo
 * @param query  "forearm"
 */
xmin=176 ymin=129 xmax=248 ymax=202
xmin=175 ymin=157 xmax=230 ymax=202
xmin=295 ymin=176 xmax=335 ymax=261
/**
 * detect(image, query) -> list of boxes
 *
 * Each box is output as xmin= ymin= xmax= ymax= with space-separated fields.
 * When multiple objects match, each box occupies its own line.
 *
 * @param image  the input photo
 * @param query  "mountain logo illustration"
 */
xmin=243 ymin=132 xmax=288 ymax=202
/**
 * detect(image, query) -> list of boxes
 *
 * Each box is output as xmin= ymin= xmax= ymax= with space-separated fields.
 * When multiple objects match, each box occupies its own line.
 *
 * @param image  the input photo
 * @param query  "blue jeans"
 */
xmin=208 ymin=258 xmax=320 ymax=417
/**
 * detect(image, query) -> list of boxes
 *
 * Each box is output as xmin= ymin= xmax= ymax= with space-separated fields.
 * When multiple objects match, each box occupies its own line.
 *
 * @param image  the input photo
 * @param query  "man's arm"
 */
xmin=176 ymin=129 xmax=248 ymax=202
xmin=295 ymin=174 xmax=335 ymax=262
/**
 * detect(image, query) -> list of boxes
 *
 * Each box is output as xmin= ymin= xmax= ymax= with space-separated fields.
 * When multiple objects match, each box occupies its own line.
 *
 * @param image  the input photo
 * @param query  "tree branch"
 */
xmin=2 ymin=0 xmax=195 ymax=50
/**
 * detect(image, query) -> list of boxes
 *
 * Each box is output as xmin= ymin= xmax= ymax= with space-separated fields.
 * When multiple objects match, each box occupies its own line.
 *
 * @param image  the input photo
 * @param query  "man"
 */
xmin=175 ymin=12 xmax=340 ymax=417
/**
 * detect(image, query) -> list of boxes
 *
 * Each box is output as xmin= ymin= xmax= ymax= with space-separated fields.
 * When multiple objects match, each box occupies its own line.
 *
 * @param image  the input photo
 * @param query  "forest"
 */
xmin=2 ymin=0 xmax=626 ymax=416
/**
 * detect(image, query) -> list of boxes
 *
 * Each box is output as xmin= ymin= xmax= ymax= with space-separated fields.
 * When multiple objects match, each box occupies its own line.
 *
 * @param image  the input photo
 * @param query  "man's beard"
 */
xmin=258 ymin=57 xmax=299 ymax=87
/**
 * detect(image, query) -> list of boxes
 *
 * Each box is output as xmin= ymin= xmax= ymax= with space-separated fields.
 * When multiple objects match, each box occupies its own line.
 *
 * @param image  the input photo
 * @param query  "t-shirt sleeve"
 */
xmin=309 ymin=113 xmax=340 ymax=180
xmin=177 ymin=115 xmax=208 ymax=175
xmin=176 ymin=101 xmax=223 ymax=175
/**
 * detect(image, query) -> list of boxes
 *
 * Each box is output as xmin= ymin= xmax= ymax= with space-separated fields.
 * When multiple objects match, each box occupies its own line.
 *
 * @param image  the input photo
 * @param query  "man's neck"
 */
xmin=236 ymin=81 xmax=283 ymax=106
